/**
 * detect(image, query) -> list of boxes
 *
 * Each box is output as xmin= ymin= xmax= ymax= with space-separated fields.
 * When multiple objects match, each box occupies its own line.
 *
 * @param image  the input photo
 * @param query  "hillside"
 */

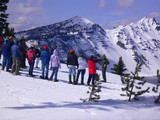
xmin=0 ymin=62 xmax=160 ymax=120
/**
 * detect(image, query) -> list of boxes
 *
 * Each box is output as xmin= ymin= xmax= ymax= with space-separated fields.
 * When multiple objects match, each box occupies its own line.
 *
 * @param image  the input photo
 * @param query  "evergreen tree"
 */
xmin=121 ymin=61 xmax=150 ymax=102
xmin=152 ymin=69 xmax=160 ymax=103
xmin=80 ymin=73 xmax=102 ymax=102
xmin=111 ymin=56 xmax=127 ymax=76
xmin=4 ymin=27 xmax=15 ymax=37
xmin=0 ymin=0 xmax=9 ymax=35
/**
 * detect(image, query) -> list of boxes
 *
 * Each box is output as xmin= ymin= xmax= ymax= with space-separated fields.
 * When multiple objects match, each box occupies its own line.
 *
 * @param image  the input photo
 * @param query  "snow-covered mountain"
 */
xmin=15 ymin=16 xmax=160 ymax=75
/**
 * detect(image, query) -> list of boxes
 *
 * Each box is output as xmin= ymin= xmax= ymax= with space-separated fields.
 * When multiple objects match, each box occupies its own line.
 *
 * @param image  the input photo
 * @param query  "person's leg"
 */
xmin=72 ymin=66 xmax=76 ymax=84
xmin=76 ymin=70 xmax=81 ymax=84
xmin=11 ymin=58 xmax=16 ymax=73
xmin=92 ymin=74 xmax=96 ymax=85
xmin=2 ymin=57 xmax=7 ymax=70
xmin=6 ymin=57 xmax=11 ymax=71
xmin=102 ymin=67 xmax=107 ymax=82
xmin=31 ymin=62 xmax=34 ymax=76
xmin=15 ymin=58 xmax=21 ymax=75
xmin=54 ymin=67 xmax=59 ymax=81
xmin=45 ymin=63 xmax=49 ymax=79
xmin=87 ymin=74 xmax=92 ymax=85
xmin=29 ymin=62 xmax=32 ymax=75
xmin=68 ymin=66 xmax=72 ymax=83
xmin=50 ymin=67 xmax=56 ymax=80
xmin=81 ymin=69 xmax=86 ymax=84
xmin=41 ymin=63 xmax=45 ymax=78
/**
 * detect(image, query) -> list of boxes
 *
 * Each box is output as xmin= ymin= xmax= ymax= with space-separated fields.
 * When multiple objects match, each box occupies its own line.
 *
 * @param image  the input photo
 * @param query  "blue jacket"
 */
xmin=40 ymin=49 xmax=50 ymax=64
xmin=2 ymin=40 xmax=11 ymax=57
xmin=11 ymin=41 xmax=22 ymax=58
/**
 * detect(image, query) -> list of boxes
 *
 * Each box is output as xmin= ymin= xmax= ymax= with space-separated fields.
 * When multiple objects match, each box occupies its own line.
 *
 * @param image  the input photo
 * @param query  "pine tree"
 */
xmin=0 ymin=0 xmax=9 ymax=35
xmin=4 ymin=27 xmax=15 ymax=37
xmin=80 ymin=73 xmax=102 ymax=102
xmin=111 ymin=56 xmax=127 ymax=76
xmin=121 ymin=61 xmax=150 ymax=102
xmin=152 ymin=70 xmax=160 ymax=103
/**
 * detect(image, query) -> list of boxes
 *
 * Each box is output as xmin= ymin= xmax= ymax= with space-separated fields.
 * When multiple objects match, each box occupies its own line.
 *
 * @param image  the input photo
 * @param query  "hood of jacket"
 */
xmin=53 ymin=49 xmax=58 ymax=56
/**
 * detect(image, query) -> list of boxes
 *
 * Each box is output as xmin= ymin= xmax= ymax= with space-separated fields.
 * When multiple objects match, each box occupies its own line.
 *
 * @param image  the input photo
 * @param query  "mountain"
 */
xmin=15 ymin=16 xmax=160 ymax=75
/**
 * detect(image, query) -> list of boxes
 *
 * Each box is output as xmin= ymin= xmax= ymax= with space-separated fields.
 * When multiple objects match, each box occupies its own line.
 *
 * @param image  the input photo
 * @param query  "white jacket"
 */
xmin=50 ymin=49 xmax=61 ymax=68
xmin=78 ymin=57 xmax=87 ymax=70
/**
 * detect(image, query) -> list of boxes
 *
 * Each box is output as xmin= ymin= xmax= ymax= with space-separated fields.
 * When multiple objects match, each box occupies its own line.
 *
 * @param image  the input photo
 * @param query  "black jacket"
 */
xmin=34 ymin=48 xmax=41 ymax=58
xmin=67 ymin=53 xmax=78 ymax=67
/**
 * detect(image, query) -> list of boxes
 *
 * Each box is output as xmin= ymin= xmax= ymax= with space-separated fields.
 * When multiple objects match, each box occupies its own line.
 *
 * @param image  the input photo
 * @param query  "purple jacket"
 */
xmin=50 ymin=49 xmax=61 ymax=68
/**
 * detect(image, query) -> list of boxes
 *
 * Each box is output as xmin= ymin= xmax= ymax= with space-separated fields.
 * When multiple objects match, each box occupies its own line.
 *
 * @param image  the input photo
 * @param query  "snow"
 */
xmin=105 ymin=17 xmax=160 ymax=75
xmin=0 ymin=60 xmax=160 ymax=120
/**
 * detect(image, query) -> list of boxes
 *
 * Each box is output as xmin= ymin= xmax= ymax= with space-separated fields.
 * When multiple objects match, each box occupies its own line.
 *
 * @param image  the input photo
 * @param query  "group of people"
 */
xmin=0 ymin=36 xmax=110 ymax=86
xmin=66 ymin=50 xmax=109 ymax=85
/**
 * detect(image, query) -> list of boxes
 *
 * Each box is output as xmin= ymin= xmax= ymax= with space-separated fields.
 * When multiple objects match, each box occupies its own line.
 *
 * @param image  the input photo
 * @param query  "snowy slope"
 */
xmin=0 ymin=61 xmax=160 ymax=120
xmin=106 ymin=17 xmax=160 ymax=75
xmin=15 ymin=16 xmax=160 ymax=75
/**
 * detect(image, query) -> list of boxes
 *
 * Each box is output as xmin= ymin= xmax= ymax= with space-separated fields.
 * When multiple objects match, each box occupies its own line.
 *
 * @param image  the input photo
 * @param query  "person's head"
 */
xmin=79 ymin=53 xmax=83 ymax=57
xmin=9 ymin=36 xmax=13 ymax=40
xmin=70 ymin=49 xmax=74 ymax=54
xmin=14 ymin=40 xmax=19 ymax=45
xmin=44 ymin=45 xmax=48 ymax=50
xmin=102 ymin=54 xmax=106 ymax=58
xmin=53 ymin=49 xmax=58 ymax=55
xmin=4 ymin=38 xmax=9 ymax=44
xmin=35 ymin=44 xmax=39 ymax=48
xmin=51 ymin=45 xmax=55 ymax=49
xmin=89 ymin=55 xmax=94 ymax=60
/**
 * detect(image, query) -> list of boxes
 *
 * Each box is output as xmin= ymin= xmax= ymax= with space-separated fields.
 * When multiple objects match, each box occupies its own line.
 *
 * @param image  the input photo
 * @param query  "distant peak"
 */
xmin=138 ymin=16 xmax=157 ymax=25
xmin=68 ymin=16 xmax=94 ymax=25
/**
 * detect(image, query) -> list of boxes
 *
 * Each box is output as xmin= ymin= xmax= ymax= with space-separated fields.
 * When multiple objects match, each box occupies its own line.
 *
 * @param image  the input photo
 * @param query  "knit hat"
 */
xmin=9 ymin=36 xmax=13 ymax=40
xmin=4 ymin=38 xmax=9 ymax=41
xmin=44 ymin=45 xmax=48 ymax=49
xmin=70 ymin=49 xmax=74 ymax=53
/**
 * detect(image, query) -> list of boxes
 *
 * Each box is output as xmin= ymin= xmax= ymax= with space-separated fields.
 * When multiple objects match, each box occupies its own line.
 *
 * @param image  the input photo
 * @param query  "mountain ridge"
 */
xmin=15 ymin=16 xmax=160 ymax=75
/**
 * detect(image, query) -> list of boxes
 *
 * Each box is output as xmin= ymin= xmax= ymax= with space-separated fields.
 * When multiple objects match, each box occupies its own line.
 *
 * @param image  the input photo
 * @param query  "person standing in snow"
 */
xmin=99 ymin=54 xmax=109 ymax=82
xmin=8 ymin=36 xmax=14 ymax=68
xmin=67 ymin=49 xmax=78 ymax=84
xmin=87 ymin=55 xmax=98 ymax=86
xmin=26 ymin=47 xmax=36 ymax=77
xmin=40 ymin=45 xmax=50 ymax=79
xmin=0 ymin=36 xmax=3 ymax=66
xmin=76 ymin=53 xmax=87 ymax=85
xmin=34 ymin=44 xmax=41 ymax=68
xmin=49 ymin=49 xmax=61 ymax=81
xmin=1 ymin=38 xmax=11 ymax=72
xmin=50 ymin=45 xmax=55 ymax=69
xmin=19 ymin=38 xmax=27 ymax=68
xmin=11 ymin=40 xmax=22 ymax=75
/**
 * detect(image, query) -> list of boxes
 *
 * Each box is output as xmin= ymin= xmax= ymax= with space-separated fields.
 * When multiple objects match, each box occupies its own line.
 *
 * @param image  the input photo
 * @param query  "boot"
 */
xmin=69 ymin=75 xmax=72 ymax=84
xmin=73 ymin=75 xmax=76 ymax=85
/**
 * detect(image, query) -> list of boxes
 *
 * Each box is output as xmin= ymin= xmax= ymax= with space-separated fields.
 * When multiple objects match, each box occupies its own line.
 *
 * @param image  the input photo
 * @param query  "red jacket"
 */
xmin=87 ymin=57 xmax=98 ymax=74
xmin=0 ymin=36 xmax=2 ymax=48
xmin=27 ymin=49 xmax=35 ymax=63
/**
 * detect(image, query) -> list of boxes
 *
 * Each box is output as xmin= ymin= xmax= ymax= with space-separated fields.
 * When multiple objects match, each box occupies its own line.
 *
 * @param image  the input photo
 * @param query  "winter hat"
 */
xmin=9 ymin=36 xmax=13 ymax=40
xmin=4 ymin=38 xmax=9 ymax=41
xmin=44 ymin=45 xmax=48 ymax=49
xmin=70 ymin=49 xmax=74 ymax=53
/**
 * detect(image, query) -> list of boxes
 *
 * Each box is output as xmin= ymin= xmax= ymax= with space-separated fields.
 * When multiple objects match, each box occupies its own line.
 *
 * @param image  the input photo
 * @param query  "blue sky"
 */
xmin=7 ymin=0 xmax=160 ymax=32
